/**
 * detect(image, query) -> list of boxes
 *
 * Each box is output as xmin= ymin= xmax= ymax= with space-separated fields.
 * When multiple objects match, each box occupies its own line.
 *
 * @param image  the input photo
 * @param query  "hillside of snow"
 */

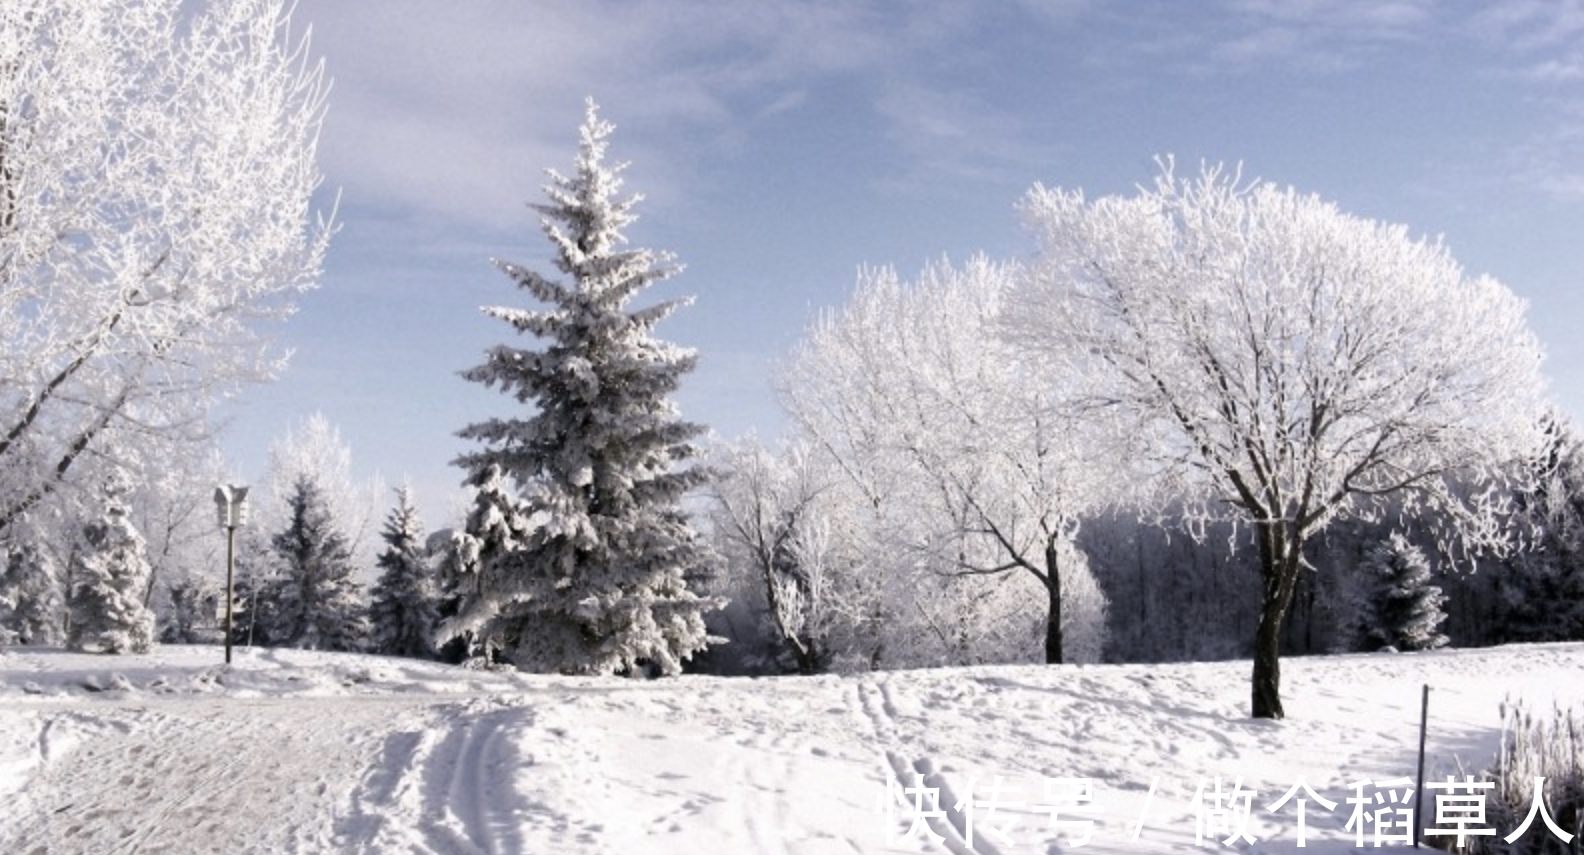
xmin=1 ymin=643 xmax=1581 ymax=854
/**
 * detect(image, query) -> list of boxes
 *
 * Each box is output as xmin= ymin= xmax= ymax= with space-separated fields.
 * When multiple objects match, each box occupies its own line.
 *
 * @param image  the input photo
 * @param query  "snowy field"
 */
xmin=1 ymin=644 xmax=1581 ymax=854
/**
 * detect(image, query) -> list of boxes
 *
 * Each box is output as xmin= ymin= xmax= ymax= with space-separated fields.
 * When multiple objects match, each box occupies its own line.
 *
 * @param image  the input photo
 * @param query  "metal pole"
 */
xmin=1414 ymin=683 xmax=1429 ymax=848
xmin=224 ymin=524 xmax=236 ymax=665
xmin=246 ymin=559 xmax=257 ymax=650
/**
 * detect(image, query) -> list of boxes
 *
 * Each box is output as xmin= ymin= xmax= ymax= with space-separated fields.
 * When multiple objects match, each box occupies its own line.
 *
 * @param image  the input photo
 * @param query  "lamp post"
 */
xmin=214 ymin=484 xmax=249 ymax=665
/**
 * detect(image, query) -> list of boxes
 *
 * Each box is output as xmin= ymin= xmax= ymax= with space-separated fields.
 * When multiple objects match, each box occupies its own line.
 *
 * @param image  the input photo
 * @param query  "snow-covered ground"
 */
xmin=1 ymin=643 xmax=1580 ymax=854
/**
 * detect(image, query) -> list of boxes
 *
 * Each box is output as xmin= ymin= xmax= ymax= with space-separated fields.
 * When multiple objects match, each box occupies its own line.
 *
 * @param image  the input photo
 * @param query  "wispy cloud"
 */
xmin=303 ymin=1 xmax=925 ymax=234
xmin=1457 ymin=1 xmax=1584 ymax=200
xmin=1468 ymin=0 xmax=1584 ymax=50
xmin=1228 ymin=0 xmax=1433 ymax=35
xmin=1193 ymin=0 xmax=1437 ymax=74
xmin=299 ymin=0 xmax=1584 ymax=240
xmin=871 ymin=82 xmax=1052 ymax=190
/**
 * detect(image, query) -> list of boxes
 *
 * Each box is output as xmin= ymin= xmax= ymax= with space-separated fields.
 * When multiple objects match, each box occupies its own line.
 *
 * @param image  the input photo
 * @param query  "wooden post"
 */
xmin=1415 ymin=683 xmax=1429 ymax=848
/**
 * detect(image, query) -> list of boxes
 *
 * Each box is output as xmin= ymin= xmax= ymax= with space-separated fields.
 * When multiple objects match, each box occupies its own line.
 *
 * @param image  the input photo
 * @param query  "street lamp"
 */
xmin=214 ymin=484 xmax=249 ymax=664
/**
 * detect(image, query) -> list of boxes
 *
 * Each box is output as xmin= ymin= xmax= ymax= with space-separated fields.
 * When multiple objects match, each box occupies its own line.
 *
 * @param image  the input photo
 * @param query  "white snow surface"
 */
xmin=1 ymin=643 xmax=1580 ymax=854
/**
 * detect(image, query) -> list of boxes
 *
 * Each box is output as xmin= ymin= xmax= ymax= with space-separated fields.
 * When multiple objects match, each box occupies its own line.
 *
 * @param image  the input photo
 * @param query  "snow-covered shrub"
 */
xmin=159 ymin=577 xmax=223 ymax=644
xmin=1442 ymin=701 xmax=1584 ymax=855
xmin=706 ymin=438 xmax=874 ymax=675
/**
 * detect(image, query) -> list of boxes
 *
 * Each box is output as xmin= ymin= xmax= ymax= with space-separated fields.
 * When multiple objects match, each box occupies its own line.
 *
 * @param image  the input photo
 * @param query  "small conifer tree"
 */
xmin=67 ymin=491 xmax=156 ymax=654
xmin=265 ymin=474 xmax=368 ymax=651
xmin=369 ymin=486 xmax=439 ymax=658
xmin=1355 ymin=533 xmax=1450 ymax=652
xmin=447 ymin=100 xmax=718 ymax=674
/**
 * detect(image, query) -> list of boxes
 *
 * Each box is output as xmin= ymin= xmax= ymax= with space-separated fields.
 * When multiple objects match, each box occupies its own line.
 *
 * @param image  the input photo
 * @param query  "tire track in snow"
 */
xmin=342 ymin=697 xmax=536 ymax=855
xmin=427 ymin=700 xmax=527 ymax=855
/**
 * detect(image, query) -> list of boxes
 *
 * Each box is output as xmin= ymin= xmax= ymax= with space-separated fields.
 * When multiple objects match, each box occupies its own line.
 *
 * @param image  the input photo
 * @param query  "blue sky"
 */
xmin=219 ymin=0 xmax=1584 ymax=526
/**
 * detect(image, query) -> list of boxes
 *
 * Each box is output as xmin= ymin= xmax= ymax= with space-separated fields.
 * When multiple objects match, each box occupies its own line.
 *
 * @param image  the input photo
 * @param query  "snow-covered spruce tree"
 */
xmin=1354 ymin=533 xmax=1449 ymax=652
xmin=368 ymin=485 xmax=438 ymax=659
xmin=263 ymin=414 xmax=385 ymax=569
xmin=264 ymin=474 xmax=367 ymax=652
xmin=1 ymin=536 xmax=65 ymax=645
xmin=67 ymin=489 xmax=156 ymax=654
xmin=227 ymin=533 xmax=275 ymax=649
xmin=447 ymin=100 xmax=718 ymax=675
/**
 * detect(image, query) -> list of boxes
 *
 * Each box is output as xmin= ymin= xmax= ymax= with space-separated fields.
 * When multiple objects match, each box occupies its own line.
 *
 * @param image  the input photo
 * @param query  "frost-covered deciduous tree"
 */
xmin=133 ymin=447 xmax=229 ymax=620
xmin=781 ymin=256 xmax=1112 ymax=665
xmin=447 ymin=101 xmax=718 ymax=675
xmin=709 ymin=438 xmax=843 ymax=674
xmin=0 ymin=0 xmax=331 ymax=536
xmin=264 ymin=474 xmax=366 ymax=652
xmin=67 ymin=489 xmax=156 ymax=654
xmin=263 ymin=414 xmax=384 ymax=568
xmin=708 ymin=437 xmax=935 ymax=673
xmin=368 ymin=485 xmax=438 ymax=659
xmin=1013 ymin=162 xmax=1548 ymax=717
xmin=1352 ymin=533 xmax=1448 ymax=652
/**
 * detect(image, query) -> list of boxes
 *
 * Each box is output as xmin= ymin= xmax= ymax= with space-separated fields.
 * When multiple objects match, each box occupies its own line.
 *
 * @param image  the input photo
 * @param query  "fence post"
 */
xmin=1415 ymin=683 xmax=1429 ymax=848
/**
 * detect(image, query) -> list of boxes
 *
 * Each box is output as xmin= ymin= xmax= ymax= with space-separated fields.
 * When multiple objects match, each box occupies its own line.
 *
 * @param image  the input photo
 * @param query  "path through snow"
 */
xmin=1 ymin=644 xmax=1581 ymax=854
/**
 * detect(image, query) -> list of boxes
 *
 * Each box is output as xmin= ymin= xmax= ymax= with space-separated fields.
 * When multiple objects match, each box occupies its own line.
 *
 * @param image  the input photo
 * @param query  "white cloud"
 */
xmin=1469 ymin=0 xmax=1584 ymax=50
xmin=1228 ymin=0 xmax=1433 ymax=35
xmin=1194 ymin=0 xmax=1438 ymax=74
xmin=299 ymin=1 xmax=931 ymax=231
xmin=1523 ymin=58 xmax=1584 ymax=82
xmin=1452 ymin=2 xmax=1584 ymax=200
xmin=290 ymin=0 xmax=1111 ymax=246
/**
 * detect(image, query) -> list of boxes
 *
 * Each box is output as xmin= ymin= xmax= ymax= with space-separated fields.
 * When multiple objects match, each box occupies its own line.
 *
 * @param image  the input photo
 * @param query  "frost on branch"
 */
xmin=0 ymin=0 xmax=332 ymax=536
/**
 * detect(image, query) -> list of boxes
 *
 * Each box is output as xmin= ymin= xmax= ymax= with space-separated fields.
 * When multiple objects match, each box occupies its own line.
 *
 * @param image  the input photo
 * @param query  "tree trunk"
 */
xmin=793 ymin=637 xmax=819 ymax=676
xmin=1251 ymin=520 xmax=1304 ymax=719
xmin=1044 ymin=538 xmax=1064 ymax=665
